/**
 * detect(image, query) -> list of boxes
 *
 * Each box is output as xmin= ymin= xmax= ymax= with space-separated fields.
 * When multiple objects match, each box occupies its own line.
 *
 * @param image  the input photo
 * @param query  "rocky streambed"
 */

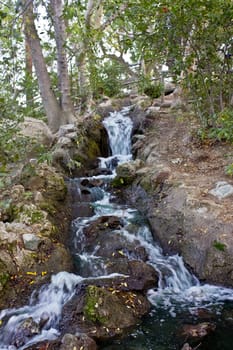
xmin=1 ymin=97 xmax=233 ymax=349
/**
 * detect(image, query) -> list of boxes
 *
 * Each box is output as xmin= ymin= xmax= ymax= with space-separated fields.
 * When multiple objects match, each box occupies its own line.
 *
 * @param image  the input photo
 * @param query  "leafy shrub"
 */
xmin=143 ymin=83 xmax=163 ymax=99
xmin=139 ymin=75 xmax=163 ymax=99
xmin=209 ymin=109 xmax=233 ymax=143
xmin=225 ymin=163 xmax=233 ymax=177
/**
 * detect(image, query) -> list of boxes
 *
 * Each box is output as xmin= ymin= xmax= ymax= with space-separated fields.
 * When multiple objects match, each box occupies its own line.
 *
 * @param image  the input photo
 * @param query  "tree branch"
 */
xmin=100 ymin=3 xmax=129 ymax=31
xmin=100 ymin=42 xmax=138 ymax=79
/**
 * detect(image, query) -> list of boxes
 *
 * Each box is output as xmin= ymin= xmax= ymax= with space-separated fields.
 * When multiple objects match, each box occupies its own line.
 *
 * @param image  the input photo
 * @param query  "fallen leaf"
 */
xmin=26 ymin=271 xmax=37 ymax=276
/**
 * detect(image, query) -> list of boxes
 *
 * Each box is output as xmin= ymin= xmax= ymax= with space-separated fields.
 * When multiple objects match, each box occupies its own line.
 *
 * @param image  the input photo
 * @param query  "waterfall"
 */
xmin=1 ymin=106 xmax=233 ymax=349
xmin=103 ymin=106 xmax=133 ymax=156
xmin=99 ymin=106 xmax=133 ymax=171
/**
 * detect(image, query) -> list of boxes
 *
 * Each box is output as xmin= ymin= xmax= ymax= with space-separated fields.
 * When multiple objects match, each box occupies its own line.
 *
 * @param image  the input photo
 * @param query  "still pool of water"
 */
xmin=101 ymin=302 xmax=233 ymax=350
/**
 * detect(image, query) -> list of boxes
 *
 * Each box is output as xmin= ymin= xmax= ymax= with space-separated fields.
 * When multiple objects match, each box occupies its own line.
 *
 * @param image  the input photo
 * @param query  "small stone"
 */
xmin=61 ymin=333 xmax=97 ymax=350
xmin=181 ymin=322 xmax=216 ymax=340
xmin=34 ymin=191 xmax=44 ymax=204
xmin=23 ymin=233 xmax=42 ymax=251
xmin=181 ymin=343 xmax=192 ymax=350
xmin=209 ymin=181 xmax=233 ymax=199
xmin=171 ymin=158 xmax=182 ymax=164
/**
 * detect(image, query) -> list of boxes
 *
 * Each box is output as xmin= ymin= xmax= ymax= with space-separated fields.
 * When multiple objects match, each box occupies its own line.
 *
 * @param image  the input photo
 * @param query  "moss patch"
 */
xmin=84 ymin=285 xmax=108 ymax=324
xmin=0 ymin=272 xmax=10 ymax=291
xmin=213 ymin=240 xmax=226 ymax=252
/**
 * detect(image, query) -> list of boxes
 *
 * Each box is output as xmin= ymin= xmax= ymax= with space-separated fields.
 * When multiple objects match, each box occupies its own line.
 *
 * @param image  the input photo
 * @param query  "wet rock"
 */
xmin=95 ymin=260 xmax=158 ymax=291
xmin=180 ymin=322 xmax=216 ymax=341
xmin=93 ymin=233 xmax=148 ymax=261
xmin=43 ymin=244 xmax=73 ymax=274
xmin=62 ymin=284 xmax=151 ymax=341
xmin=71 ymin=203 xmax=95 ymax=218
xmin=113 ymin=160 xmax=143 ymax=187
xmin=80 ymin=178 xmax=104 ymax=188
xmin=60 ymin=333 xmax=97 ymax=350
xmin=80 ymin=219 xmax=148 ymax=262
xmin=181 ymin=343 xmax=193 ymax=350
xmin=83 ymin=216 xmax=123 ymax=237
xmin=87 ymin=168 xmax=113 ymax=177
xmin=11 ymin=317 xmax=40 ymax=347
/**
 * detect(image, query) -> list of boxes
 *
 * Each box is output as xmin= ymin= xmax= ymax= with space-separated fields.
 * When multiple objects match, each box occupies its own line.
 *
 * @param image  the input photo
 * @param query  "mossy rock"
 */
xmin=0 ymin=272 xmax=10 ymax=291
xmin=15 ymin=204 xmax=47 ymax=225
xmin=86 ymin=139 xmax=101 ymax=160
xmin=84 ymin=285 xmax=108 ymax=324
xmin=111 ymin=176 xmax=132 ymax=188
xmin=112 ymin=161 xmax=143 ymax=188
xmin=140 ymin=175 xmax=154 ymax=193
xmin=0 ymin=198 xmax=14 ymax=222
xmin=20 ymin=163 xmax=67 ymax=202
xmin=83 ymin=285 xmax=149 ymax=330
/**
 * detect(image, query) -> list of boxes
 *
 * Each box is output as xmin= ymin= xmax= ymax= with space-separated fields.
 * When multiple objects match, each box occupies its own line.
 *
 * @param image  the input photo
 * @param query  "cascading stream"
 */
xmin=1 ymin=107 xmax=233 ymax=349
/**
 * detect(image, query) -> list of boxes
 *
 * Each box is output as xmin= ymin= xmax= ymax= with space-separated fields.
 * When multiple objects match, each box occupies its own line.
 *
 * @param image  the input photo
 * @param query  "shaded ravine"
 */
xmin=1 ymin=107 xmax=233 ymax=349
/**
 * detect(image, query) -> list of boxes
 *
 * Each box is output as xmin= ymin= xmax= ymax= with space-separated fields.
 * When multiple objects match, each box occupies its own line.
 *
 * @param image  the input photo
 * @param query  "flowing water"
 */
xmin=1 ymin=107 xmax=233 ymax=349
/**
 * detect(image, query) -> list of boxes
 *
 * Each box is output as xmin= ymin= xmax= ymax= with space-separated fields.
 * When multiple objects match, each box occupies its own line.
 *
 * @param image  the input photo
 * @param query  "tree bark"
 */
xmin=24 ymin=1 xmax=64 ymax=132
xmin=50 ymin=0 xmax=75 ymax=123
xmin=25 ymin=36 xmax=34 ymax=108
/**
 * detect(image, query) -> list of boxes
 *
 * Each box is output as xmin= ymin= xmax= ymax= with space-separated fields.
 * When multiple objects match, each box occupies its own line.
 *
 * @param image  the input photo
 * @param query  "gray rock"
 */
xmin=209 ymin=181 xmax=233 ymax=199
xmin=57 ymin=136 xmax=72 ymax=147
xmin=22 ymin=233 xmax=42 ymax=251
xmin=65 ymin=132 xmax=77 ymax=140
xmin=58 ymin=124 xmax=77 ymax=137
xmin=60 ymin=333 xmax=97 ymax=350
xmin=19 ymin=117 xmax=54 ymax=146
xmin=132 ymin=134 xmax=146 ymax=142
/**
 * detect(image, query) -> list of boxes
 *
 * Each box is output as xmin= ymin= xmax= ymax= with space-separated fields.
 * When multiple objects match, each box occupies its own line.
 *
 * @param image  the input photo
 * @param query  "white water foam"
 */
xmin=0 ymin=272 xmax=83 ymax=349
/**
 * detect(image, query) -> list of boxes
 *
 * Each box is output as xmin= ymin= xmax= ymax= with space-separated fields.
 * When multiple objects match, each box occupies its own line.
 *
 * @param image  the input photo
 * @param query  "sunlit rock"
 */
xmin=22 ymin=233 xmax=42 ymax=251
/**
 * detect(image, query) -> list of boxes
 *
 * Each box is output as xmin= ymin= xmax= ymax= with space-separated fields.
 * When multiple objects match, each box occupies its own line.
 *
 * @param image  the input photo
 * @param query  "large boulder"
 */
xmin=90 ymin=260 xmax=158 ymax=292
xmin=74 ymin=216 xmax=148 ymax=263
xmin=20 ymin=162 xmax=66 ymax=201
xmin=19 ymin=117 xmax=54 ymax=146
xmin=61 ymin=284 xmax=151 ymax=341
xmin=124 ymin=109 xmax=233 ymax=287
xmin=112 ymin=160 xmax=144 ymax=187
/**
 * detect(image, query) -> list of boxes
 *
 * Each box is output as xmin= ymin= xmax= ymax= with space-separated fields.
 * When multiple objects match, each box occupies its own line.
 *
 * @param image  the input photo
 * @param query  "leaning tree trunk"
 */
xmin=24 ymin=1 xmax=65 ymax=132
xmin=50 ymin=0 xmax=75 ymax=123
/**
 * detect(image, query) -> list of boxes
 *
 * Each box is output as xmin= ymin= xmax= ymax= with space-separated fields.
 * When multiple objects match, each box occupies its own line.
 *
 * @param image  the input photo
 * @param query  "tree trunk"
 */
xmin=25 ymin=37 xmax=34 ymax=108
xmin=76 ymin=46 xmax=92 ymax=109
xmin=50 ymin=0 xmax=75 ymax=123
xmin=24 ymin=1 xmax=64 ymax=132
xmin=75 ymin=0 xmax=103 ymax=110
